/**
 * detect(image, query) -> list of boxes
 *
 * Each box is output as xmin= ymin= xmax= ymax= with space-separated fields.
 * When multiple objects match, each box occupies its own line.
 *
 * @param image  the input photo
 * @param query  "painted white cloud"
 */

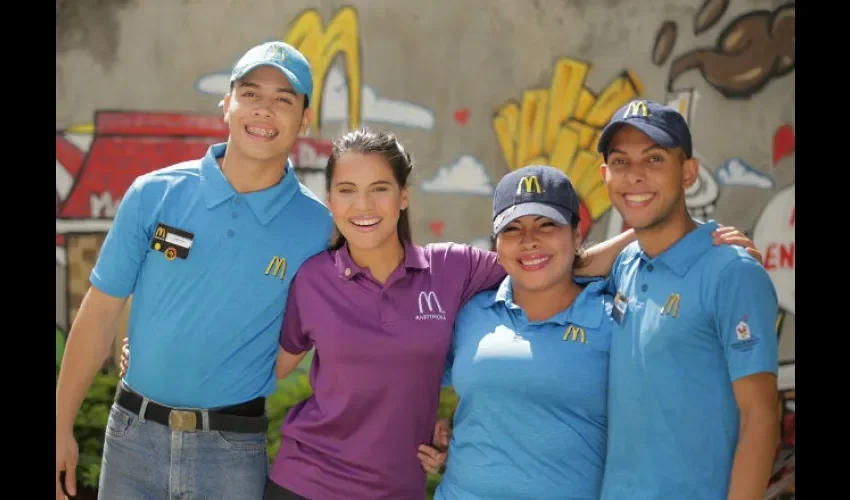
xmin=421 ymin=155 xmax=493 ymax=195
xmin=715 ymin=158 xmax=774 ymax=189
xmin=196 ymin=73 xmax=231 ymax=96
xmin=194 ymin=62 xmax=434 ymax=129
xmin=362 ymin=83 xmax=434 ymax=129
xmin=319 ymin=64 xmax=435 ymax=129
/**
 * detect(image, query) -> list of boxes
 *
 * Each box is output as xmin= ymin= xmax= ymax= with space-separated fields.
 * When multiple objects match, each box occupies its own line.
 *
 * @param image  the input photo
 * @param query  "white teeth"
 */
xmin=625 ymin=194 xmax=653 ymax=202
xmin=246 ymin=127 xmax=276 ymax=138
xmin=351 ymin=218 xmax=381 ymax=226
xmin=520 ymin=257 xmax=549 ymax=266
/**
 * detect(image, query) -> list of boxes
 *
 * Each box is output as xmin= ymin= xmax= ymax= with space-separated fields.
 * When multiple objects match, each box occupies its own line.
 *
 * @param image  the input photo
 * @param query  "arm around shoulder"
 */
xmin=450 ymin=243 xmax=506 ymax=304
xmin=575 ymin=229 xmax=636 ymax=277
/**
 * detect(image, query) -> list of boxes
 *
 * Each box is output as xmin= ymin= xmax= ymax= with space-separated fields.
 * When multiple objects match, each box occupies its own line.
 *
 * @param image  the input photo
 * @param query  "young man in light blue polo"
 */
xmin=596 ymin=100 xmax=779 ymax=500
xmin=55 ymin=41 xmax=333 ymax=500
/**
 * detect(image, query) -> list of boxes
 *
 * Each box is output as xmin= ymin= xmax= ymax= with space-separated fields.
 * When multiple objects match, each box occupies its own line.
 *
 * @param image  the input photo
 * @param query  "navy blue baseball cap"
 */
xmin=229 ymin=41 xmax=313 ymax=107
xmin=596 ymin=100 xmax=692 ymax=159
xmin=492 ymin=165 xmax=580 ymax=234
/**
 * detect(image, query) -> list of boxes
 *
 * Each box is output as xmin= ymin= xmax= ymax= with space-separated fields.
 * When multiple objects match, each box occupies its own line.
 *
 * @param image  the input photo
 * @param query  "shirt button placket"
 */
xmin=228 ymin=197 xmax=243 ymax=238
xmin=640 ymin=262 xmax=650 ymax=295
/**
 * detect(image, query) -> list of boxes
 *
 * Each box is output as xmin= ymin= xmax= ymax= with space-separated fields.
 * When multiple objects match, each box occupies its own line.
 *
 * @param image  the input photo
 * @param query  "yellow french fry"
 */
xmin=549 ymin=127 xmax=580 ymax=174
xmin=516 ymin=89 xmax=549 ymax=169
xmin=544 ymin=58 xmax=590 ymax=153
xmin=574 ymin=89 xmax=596 ymax=122
xmin=583 ymin=70 xmax=643 ymax=128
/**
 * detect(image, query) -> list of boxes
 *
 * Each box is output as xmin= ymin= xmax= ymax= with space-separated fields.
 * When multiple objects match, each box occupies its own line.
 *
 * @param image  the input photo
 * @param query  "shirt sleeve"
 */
xmin=713 ymin=257 xmax=780 ymax=381
xmin=279 ymin=278 xmax=312 ymax=354
xmin=454 ymin=245 xmax=507 ymax=305
xmin=89 ymin=178 xmax=149 ymax=298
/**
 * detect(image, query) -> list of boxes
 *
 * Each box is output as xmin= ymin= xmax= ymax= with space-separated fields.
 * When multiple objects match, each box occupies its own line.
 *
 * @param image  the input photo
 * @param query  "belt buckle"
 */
xmin=168 ymin=410 xmax=198 ymax=432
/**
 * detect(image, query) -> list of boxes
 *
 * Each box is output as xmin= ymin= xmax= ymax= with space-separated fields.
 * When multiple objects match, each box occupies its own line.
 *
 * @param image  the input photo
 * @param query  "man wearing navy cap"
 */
xmin=597 ymin=100 xmax=779 ymax=499
xmin=55 ymin=41 xmax=333 ymax=500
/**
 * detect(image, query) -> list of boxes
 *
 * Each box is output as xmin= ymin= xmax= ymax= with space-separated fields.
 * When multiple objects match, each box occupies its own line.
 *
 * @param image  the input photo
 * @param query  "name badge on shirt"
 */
xmin=151 ymin=223 xmax=194 ymax=260
xmin=612 ymin=291 xmax=629 ymax=325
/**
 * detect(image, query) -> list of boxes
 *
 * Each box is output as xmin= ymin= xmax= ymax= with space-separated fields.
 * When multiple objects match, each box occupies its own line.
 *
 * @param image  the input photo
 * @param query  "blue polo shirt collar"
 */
xmin=334 ymin=240 xmax=429 ymax=280
xmin=637 ymin=219 xmax=719 ymax=276
xmin=490 ymin=276 xmax=606 ymax=328
xmin=199 ymin=143 xmax=300 ymax=225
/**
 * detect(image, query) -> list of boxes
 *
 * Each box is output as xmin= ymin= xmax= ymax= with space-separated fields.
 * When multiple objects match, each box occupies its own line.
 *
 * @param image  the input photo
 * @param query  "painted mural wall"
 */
xmin=56 ymin=0 xmax=794 ymax=496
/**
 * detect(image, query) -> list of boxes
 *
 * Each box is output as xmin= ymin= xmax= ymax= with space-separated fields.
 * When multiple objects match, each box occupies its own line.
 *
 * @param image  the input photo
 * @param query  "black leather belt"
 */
xmin=115 ymin=384 xmax=269 ymax=434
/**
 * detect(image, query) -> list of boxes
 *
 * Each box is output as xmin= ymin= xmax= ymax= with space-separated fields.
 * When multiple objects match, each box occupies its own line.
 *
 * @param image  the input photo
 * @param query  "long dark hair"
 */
xmin=325 ymin=128 xmax=414 ymax=251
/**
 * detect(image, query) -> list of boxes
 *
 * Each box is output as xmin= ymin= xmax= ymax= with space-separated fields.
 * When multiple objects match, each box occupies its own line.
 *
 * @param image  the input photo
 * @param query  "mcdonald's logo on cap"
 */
xmin=622 ymin=100 xmax=650 ymax=119
xmin=563 ymin=325 xmax=587 ymax=344
xmin=516 ymin=176 xmax=543 ymax=195
xmin=266 ymin=43 xmax=286 ymax=61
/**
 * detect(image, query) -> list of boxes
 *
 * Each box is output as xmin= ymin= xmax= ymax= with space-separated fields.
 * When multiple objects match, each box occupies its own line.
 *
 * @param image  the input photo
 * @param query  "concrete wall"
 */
xmin=56 ymin=0 xmax=794 ymax=495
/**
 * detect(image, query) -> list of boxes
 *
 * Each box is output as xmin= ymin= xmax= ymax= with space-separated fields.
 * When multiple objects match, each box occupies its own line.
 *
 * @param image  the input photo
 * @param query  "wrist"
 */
xmin=56 ymin=414 xmax=76 ymax=435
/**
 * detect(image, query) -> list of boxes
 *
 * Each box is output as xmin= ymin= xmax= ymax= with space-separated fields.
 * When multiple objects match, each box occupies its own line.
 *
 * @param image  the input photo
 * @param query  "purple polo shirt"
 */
xmin=270 ymin=241 xmax=505 ymax=500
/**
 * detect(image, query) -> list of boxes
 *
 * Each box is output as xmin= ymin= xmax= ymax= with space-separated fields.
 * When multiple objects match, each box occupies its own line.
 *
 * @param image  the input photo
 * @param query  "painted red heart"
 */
xmin=429 ymin=220 xmax=445 ymax=237
xmin=773 ymin=124 xmax=795 ymax=166
xmin=453 ymin=108 xmax=470 ymax=126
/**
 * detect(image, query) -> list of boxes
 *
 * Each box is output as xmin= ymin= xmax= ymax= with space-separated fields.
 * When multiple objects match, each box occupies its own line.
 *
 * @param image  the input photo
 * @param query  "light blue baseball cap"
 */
xmin=229 ymin=41 xmax=313 ymax=107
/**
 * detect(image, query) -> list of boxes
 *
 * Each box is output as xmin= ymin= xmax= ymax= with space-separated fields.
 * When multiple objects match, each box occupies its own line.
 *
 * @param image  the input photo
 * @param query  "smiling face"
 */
xmin=495 ymin=214 xmax=580 ymax=293
xmin=222 ymin=65 xmax=311 ymax=164
xmin=600 ymin=125 xmax=698 ymax=231
xmin=328 ymin=152 xmax=409 ymax=253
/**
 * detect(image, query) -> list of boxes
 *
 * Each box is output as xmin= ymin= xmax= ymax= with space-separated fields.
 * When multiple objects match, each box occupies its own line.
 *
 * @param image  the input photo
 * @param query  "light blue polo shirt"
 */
xmin=90 ymin=143 xmax=333 ymax=408
xmin=436 ymin=276 xmax=614 ymax=500
xmin=601 ymin=220 xmax=779 ymax=500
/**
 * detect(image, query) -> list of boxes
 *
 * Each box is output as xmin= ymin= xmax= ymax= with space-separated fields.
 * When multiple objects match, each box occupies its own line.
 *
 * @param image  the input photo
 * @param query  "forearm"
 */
xmin=56 ymin=294 xmax=125 ymax=432
xmin=275 ymin=348 xmax=308 ymax=380
xmin=575 ymin=228 xmax=636 ymax=277
xmin=727 ymin=409 xmax=779 ymax=500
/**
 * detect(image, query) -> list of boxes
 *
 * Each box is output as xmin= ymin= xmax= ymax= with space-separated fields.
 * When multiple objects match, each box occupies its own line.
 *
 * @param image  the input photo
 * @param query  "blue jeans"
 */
xmin=97 ymin=401 xmax=269 ymax=500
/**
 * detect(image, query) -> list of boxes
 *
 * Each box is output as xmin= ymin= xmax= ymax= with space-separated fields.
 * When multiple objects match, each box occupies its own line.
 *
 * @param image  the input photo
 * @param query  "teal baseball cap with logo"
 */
xmin=229 ymin=41 xmax=314 ymax=108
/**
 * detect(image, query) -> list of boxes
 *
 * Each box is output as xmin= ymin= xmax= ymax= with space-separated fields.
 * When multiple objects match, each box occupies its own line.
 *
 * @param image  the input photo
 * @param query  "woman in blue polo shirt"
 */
xmin=120 ymin=129 xmax=758 ymax=500
xmin=430 ymin=165 xmax=628 ymax=500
